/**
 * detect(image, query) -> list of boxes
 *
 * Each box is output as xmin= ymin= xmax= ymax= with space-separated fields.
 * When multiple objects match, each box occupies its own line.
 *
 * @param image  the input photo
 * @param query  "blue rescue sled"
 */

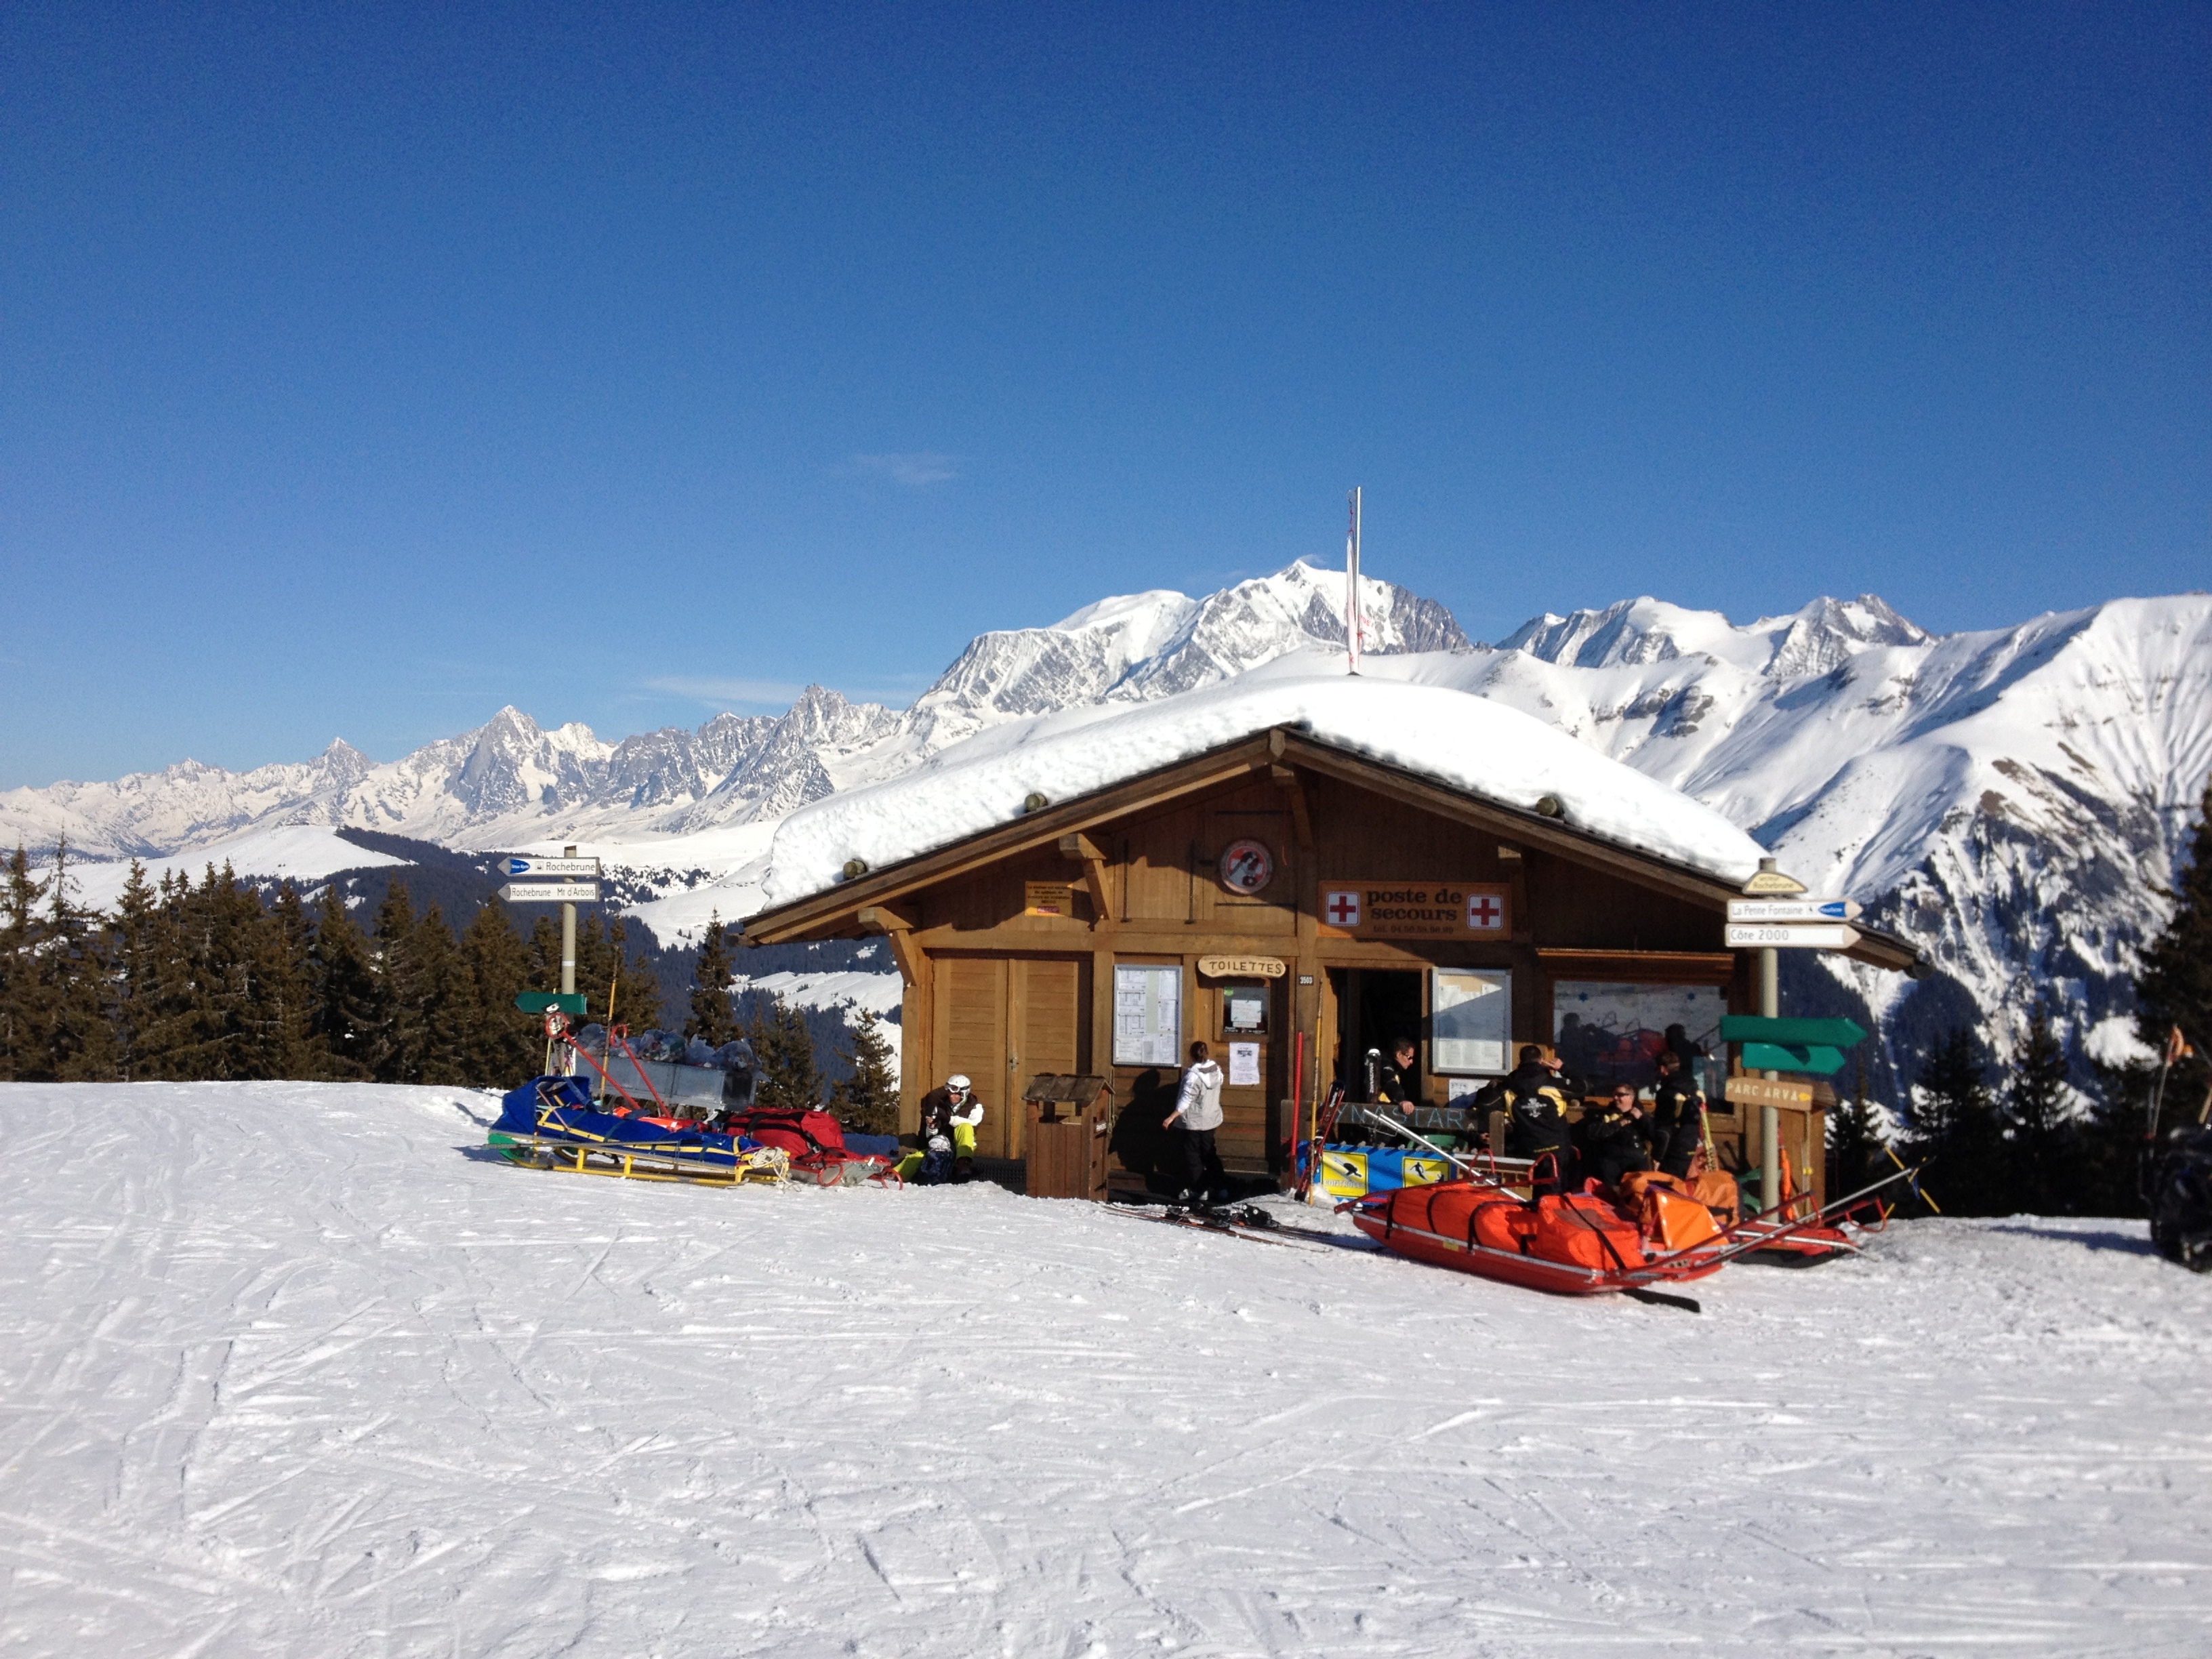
xmin=489 ymin=1076 xmax=787 ymax=1185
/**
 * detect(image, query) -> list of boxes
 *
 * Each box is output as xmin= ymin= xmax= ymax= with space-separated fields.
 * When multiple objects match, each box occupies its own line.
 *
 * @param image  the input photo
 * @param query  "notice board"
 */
xmin=1432 ymin=968 xmax=1511 ymax=1076
xmin=1113 ymin=963 xmax=1183 ymax=1067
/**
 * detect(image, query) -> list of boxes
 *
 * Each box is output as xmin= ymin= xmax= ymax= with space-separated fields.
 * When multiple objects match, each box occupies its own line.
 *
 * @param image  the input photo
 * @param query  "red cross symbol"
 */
xmin=1325 ymin=889 xmax=1361 ymax=928
xmin=1467 ymin=894 xmax=1502 ymax=930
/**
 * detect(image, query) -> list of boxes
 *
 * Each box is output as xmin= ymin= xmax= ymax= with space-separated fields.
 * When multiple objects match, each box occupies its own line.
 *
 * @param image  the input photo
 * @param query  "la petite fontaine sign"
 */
xmin=1318 ymin=880 xmax=1512 ymax=941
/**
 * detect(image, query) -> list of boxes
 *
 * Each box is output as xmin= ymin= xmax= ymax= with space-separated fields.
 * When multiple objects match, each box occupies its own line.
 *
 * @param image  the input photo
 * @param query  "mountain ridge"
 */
xmin=6 ymin=566 xmax=2206 ymax=1098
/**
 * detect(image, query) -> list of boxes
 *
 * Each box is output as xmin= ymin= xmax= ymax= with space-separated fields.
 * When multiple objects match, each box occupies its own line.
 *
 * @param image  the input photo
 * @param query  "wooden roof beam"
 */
xmin=744 ymin=736 xmax=1278 ymax=942
xmin=1059 ymin=833 xmax=1112 ymax=921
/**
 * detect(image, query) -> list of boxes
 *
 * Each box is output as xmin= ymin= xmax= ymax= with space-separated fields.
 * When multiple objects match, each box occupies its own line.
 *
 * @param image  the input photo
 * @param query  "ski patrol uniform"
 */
xmin=1651 ymin=1067 xmax=1705 ymax=1179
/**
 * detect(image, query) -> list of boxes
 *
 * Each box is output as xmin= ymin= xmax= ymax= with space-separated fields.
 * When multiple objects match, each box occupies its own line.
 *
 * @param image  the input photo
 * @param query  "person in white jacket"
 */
xmin=1162 ymin=1040 xmax=1228 ymax=1205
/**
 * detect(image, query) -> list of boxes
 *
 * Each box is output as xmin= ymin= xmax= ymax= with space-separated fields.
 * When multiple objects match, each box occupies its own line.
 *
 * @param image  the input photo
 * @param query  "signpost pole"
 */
xmin=1736 ymin=856 xmax=1811 ymax=1214
xmin=560 ymin=845 xmax=578 ymax=999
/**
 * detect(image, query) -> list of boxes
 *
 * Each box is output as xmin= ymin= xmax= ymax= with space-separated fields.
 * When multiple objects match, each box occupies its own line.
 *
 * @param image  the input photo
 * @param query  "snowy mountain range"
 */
xmin=7 ymin=560 xmax=2207 ymax=1094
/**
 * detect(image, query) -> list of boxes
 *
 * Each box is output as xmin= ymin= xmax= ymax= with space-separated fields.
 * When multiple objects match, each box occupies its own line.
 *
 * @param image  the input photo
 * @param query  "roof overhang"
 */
xmin=743 ymin=723 xmax=1927 ymax=977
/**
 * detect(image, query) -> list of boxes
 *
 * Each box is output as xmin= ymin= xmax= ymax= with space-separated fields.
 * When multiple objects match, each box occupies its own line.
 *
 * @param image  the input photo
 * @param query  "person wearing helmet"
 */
xmin=918 ymin=1073 xmax=985 ymax=1184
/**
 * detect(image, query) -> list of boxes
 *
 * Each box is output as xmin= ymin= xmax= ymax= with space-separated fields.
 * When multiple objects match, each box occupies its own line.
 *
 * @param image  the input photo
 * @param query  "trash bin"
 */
xmin=1023 ymin=1074 xmax=1112 ymax=1200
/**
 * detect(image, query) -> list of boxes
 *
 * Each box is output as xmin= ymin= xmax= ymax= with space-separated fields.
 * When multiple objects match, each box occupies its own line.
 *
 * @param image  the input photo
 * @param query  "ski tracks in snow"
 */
xmin=3 ymin=1081 xmax=2211 ymax=1656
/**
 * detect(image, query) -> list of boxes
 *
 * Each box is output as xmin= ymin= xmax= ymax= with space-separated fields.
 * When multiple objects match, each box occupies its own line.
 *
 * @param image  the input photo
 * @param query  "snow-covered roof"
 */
xmin=757 ymin=673 xmax=1767 ymax=909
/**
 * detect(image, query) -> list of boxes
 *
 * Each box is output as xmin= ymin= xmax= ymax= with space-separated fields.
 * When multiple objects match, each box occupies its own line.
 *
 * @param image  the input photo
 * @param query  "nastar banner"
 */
xmin=1318 ymin=881 xmax=1512 ymax=941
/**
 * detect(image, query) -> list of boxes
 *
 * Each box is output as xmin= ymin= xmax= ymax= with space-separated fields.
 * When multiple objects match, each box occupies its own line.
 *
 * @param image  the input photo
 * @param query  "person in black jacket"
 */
xmin=1374 ymin=1038 xmax=1421 ymax=1107
xmin=1576 ymin=1082 xmax=1655 ymax=1189
xmin=1488 ymin=1044 xmax=1580 ymax=1193
xmin=1650 ymin=1048 xmax=1706 ymax=1179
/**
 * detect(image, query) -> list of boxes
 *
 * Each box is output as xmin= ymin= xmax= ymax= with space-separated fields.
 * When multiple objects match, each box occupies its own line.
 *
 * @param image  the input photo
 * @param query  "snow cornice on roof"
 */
xmin=750 ymin=674 xmax=1771 ymax=928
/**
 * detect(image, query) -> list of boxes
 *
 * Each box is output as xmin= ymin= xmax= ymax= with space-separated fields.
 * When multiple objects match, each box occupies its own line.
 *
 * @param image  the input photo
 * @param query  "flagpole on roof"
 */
xmin=1346 ymin=485 xmax=1363 ymax=676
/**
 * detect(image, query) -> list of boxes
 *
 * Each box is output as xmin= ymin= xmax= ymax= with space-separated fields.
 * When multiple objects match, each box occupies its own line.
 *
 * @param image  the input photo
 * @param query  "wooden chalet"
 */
xmin=744 ymin=697 xmax=1918 ymax=1202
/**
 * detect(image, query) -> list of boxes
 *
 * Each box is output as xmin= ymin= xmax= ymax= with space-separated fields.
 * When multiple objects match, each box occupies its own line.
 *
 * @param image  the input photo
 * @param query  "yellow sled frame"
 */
xmin=491 ymin=1130 xmax=790 ymax=1187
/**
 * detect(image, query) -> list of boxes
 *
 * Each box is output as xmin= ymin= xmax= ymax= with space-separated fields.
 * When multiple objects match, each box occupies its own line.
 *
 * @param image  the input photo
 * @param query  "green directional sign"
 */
xmin=1719 ymin=1015 xmax=1866 ymax=1048
xmin=1739 ymin=1041 xmax=1851 ymax=1076
xmin=515 ymin=991 xmax=588 ymax=1016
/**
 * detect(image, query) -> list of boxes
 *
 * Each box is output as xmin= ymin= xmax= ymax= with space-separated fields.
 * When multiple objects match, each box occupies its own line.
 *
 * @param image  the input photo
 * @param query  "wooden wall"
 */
xmin=878 ymin=769 xmax=1739 ymax=1179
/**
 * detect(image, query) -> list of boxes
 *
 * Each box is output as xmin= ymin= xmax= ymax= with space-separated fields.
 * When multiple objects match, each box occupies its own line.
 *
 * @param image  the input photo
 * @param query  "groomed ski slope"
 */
xmin=3 ymin=1084 xmax=2207 ymax=1658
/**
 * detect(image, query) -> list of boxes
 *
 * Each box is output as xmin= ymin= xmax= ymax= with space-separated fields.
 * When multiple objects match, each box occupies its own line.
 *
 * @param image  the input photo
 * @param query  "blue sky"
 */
xmin=4 ymin=3 xmax=2206 ymax=787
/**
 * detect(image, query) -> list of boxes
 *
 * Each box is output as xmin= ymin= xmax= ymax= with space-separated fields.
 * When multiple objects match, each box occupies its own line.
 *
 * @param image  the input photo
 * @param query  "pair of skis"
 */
xmin=1106 ymin=1200 xmax=1334 ymax=1252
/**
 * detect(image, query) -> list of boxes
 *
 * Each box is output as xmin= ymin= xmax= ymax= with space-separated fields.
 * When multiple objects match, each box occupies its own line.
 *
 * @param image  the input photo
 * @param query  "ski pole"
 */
xmin=1704 ymin=1162 xmax=1926 ymax=1259
xmin=1359 ymin=1109 xmax=1525 ymax=1197
xmin=1883 ymin=1143 xmax=1938 ymax=1214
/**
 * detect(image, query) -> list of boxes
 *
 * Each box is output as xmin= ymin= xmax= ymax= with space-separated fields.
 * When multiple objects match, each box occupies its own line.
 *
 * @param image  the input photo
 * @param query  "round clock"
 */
xmin=1218 ymin=838 xmax=1275 ymax=895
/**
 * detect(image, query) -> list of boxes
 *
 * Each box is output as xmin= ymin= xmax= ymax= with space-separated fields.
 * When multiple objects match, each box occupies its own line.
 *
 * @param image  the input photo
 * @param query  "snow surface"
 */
xmin=733 ymin=967 xmax=905 ymax=1023
xmin=5 ymin=1080 xmax=2208 ymax=1658
xmin=760 ymin=673 xmax=1767 ymax=909
xmin=49 ymin=824 xmax=413 ymax=914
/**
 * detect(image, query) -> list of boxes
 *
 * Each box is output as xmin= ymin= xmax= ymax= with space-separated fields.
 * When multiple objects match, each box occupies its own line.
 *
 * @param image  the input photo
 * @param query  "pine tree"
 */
xmin=110 ymin=861 xmax=160 ymax=1079
xmin=129 ymin=869 xmax=200 ymax=1078
xmin=829 ymin=1007 xmax=899 ymax=1134
xmin=140 ymin=863 xmax=260 ymax=1080
xmin=2136 ymin=768 xmax=2212 ymax=1130
xmin=368 ymin=885 xmax=470 ymax=1083
xmin=2081 ymin=1056 xmax=2157 ymax=1216
xmin=41 ymin=840 xmax=117 ymax=1081
xmin=607 ymin=916 xmax=661 ymax=1031
xmin=1908 ymin=1026 xmax=2009 ymax=1215
xmin=1827 ymin=1050 xmax=1891 ymax=1214
xmin=461 ymin=894 xmax=541 ymax=1084
xmin=408 ymin=905 xmax=468 ymax=1083
xmin=201 ymin=863 xmax=271 ymax=1080
xmin=2006 ymin=1004 xmax=2076 ymax=1216
xmin=748 ymin=992 xmax=821 ymax=1109
xmin=0 ymin=843 xmax=52 ymax=1080
xmin=251 ymin=882 xmax=323 ymax=1079
xmin=686 ymin=914 xmax=739 ymax=1044
xmin=312 ymin=884 xmax=378 ymax=1078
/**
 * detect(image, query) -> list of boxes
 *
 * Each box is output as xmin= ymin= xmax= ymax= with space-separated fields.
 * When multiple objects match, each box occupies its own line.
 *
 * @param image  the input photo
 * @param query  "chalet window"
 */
xmin=1221 ymin=981 xmax=1269 ymax=1036
xmin=1552 ymin=980 xmax=1727 ymax=1101
xmin=1431 ymin=968 xmax=1511 ymax=1077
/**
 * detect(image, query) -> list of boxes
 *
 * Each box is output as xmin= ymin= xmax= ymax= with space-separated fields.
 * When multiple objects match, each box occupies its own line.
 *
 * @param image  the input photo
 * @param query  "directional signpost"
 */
xmin=1719 ymin=1015 xmax=1868 ymax=1078
xmin=497 ymin=849 xmax=602 ymax=1002
xmin=1727 ymin=898 xmax=1862 ymax=924
xmin=515 ymin=991 xmax=589 ymax=1016
xmin=1727 ymin=858 xmax=1871 ymax=1214
xmin=498 ymin=856 xmax=602 ymax=878
xmin=1725 ymin=922 xmax=1861 ymax=950
xmin=499 ymin=882 xmax=600 ymax=905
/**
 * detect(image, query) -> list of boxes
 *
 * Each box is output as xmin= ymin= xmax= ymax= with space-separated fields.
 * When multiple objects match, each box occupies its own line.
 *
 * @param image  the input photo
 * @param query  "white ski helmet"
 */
xmin=946 ymin=1073 xmax=972 ymax=1093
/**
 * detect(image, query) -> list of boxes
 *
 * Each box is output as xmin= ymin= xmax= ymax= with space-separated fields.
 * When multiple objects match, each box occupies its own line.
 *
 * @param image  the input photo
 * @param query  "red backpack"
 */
xmin=726 ymin=1107 xmax=847 ymax=1162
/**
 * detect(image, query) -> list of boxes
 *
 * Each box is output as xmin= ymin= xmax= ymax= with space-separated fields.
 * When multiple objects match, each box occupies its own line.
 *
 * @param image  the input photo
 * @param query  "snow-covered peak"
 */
xmin=1048 ymin=588 xmax=1201 ymax=653
xmin=1504 ymin=592 xmax=1929 ymax=680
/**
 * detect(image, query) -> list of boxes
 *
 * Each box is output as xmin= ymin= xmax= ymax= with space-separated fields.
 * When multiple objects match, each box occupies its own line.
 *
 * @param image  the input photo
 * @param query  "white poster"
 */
xmin=1431 ymin=968 xmax=1511 ymax=1076
xmin=1113 ymin=963 xmax=1183 ymax=1067
xmin=1227 ymin=1042 xmax=1261 ymax=1086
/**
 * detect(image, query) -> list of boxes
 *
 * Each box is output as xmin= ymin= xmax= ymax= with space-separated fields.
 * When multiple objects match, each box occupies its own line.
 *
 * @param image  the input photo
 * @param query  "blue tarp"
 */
xmin=496 ymin=1076 xmax=753 ymax=1167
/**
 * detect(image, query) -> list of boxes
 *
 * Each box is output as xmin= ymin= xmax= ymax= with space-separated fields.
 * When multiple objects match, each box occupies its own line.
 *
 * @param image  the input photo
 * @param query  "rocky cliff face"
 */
xmin=1429 ymin=592 xmax=2212 ymax=1087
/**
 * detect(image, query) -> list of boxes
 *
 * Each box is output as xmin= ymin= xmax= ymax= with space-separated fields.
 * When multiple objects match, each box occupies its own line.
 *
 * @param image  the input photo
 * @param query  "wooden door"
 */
xmin=933 ymin=955 xmax=1086 ymax=1164
xmin=1012 ymin=958 xmax=1084 ymax=1162
xmin=936 ymin=957 xmax=1008 ymax=1157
